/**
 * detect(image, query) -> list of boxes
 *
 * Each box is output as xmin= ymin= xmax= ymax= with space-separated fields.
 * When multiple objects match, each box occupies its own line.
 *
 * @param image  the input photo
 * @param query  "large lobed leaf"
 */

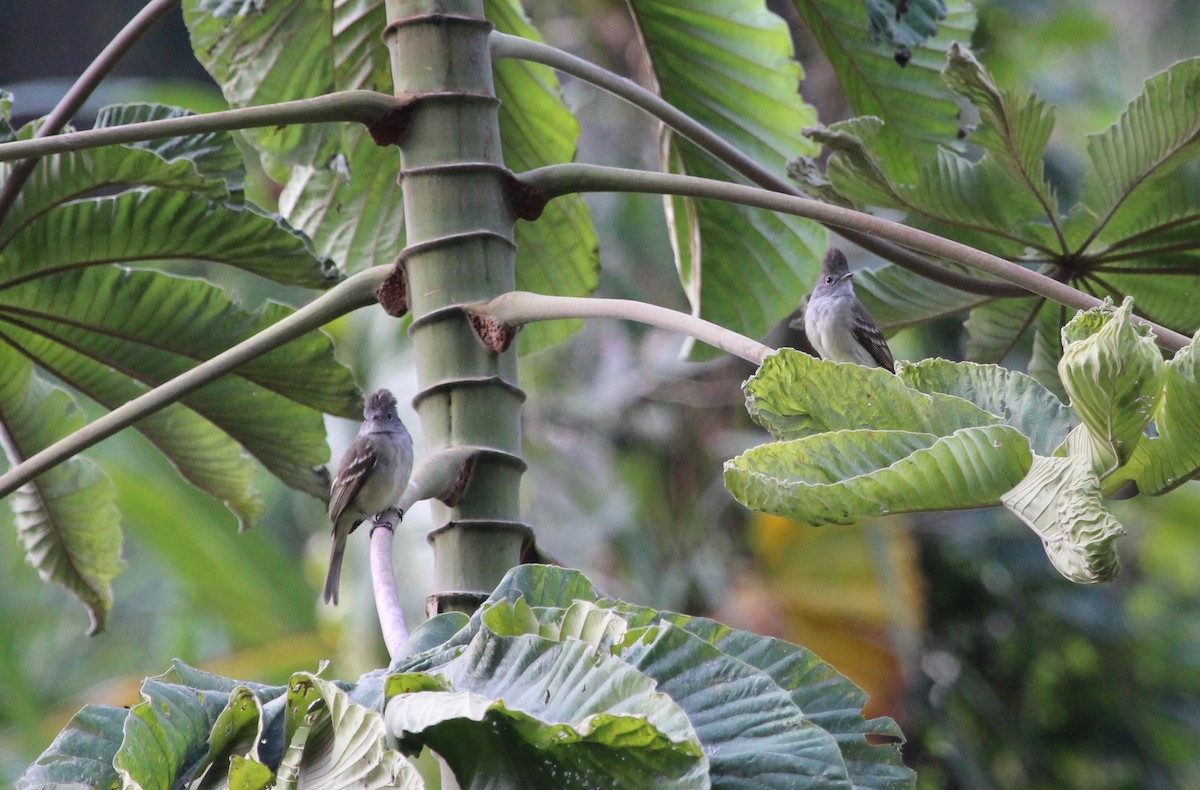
xmin=852 ymin=260 xmax=990 ymax=330
xmin=0 ymin=103 xmax=362 ymax=626
xmin=799 ymin=36 xmax=1094 ymax=359
xmin=1 ymin=318 xmax=266 ymax=527
xmin=281 ymin=673 xmax=424 ymax=789
xmin=1113 ymin=332 xmax=1200 ymax=495
xmin=923 ymin=301 xmax=1200 ymax=583
xmin=742 ymin=349 xmax=1001 ymax=441
xmin=29 ymin=651 xmax=660 ymax=790
xmin=0 ymin=346 xmax=123 ymax=635
xmin=744 ymin=312 xmax=1192 ymax=587
xmin=1076 ymin=59 xmax=1200 ymax=336
xmin=677 ymin=611 xmax=912 ymax=789
xmin=629 ymin=0 xmax=825 ymax=357
xmin=962 ymin=295 xmax=1044 ymax=364
xmin=0 ymin=141 xmax=356 ymax=406
xmin=1090 ymin=250 xmax=1200 ymax=337
xmin=22 ymin=659 xmax=421 ymax=789
xmin=0 ymin=123 xmax=227 ymax=249
xmin=792 ymin=0 xmax=975 ymax=170
xmin=0 ymin=266 xmax=357 ymax=502
xmin=598 ymin=595 xmax=914 ymax=790
xmin=473 ymin=598 xmax=855 ymax=788
xmin=22 ymin=565 xmax=912 ymax=787
xmin=2 ymin=188 xmax=337 ymax=288
xmin=183 ymin=0 xmax=380 ymax=169
xmin=809 ymin=52 xmax=1060 ymax=258
xmin=1089 ymin=163 xmax=1200 ymax=258
xmin=723 ymin=347 xmax=1158 ymax=585
xmin=16 ymin=705 xmax=127 ymax=789
xmin=940 ymin=43 xmax=1060 ymax=235
xmin=805 ymin=44 xmax=1200 ymax=363
xmin=388 ymin=630 xmax=708 ymax=788
xmin=278 ymin=126 xmax=405 ymax=273
xmin=896 ymin=358 xmax=1075 ymax=456
xmin=618 ymin=621 xmax=851 ymax=788
xmin=726 ymin=425 xmax=1032 ymax=525
xmin=1082 ymin=57 xmax=1200 ymax=244
xmin=249 ymin=0 xmax=408 ymax=280
xmin=387 ymin=564 xmax=914 ymax=788
xmin=112 ymin=674 xmax=231 ymax=787
xmin=1057 ymin=297 xmax=1162 ymax=470
xmin=95 ymin=103 xmax=248 ymax=193
xmin=1001 ymin=454 xmax=1124 ymax=583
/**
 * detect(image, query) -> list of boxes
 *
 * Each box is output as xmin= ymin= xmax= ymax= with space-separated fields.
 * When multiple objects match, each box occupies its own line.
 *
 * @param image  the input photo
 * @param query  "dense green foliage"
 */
xmin=3 ymin=0 xmax=1200 ymax=787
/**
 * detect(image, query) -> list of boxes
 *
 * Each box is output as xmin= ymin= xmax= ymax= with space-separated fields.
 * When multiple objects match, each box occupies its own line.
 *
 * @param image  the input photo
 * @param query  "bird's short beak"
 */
xmin=840 ymin=272 xmax=854 ymax=283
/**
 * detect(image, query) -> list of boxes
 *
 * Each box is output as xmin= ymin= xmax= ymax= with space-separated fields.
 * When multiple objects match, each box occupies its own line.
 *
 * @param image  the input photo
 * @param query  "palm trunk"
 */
xmin=384 ymin=0 xmax=530 ymax=614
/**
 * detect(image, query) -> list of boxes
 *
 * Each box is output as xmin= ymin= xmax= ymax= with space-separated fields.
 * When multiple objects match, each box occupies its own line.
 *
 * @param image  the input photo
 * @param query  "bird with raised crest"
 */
xmin=324 ymin=388 xmax=413 ymax=604
xmin=800 ymin=247 xmax=895 ymax=371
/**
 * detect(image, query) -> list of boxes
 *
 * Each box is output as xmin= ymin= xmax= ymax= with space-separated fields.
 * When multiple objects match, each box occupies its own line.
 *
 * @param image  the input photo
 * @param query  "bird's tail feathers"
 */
xmin=323 ymin=536 xmax=346 ymax=605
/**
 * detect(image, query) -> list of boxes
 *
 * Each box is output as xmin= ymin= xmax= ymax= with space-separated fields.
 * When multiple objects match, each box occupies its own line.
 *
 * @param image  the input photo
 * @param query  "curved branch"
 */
xmin=0 ymin=0 xmax=181 ymax=223
xmin=0 ymin=266 xmax=390 ymax=499
xmin=0 ymin=91 xmax=407 ymax=163
xmin=471 ymin=291 xmax=774 ymax=365
xmin=372 ymin=446 xmax=483 ymax=657
xmin=519 ymin=164 xmax=1192 ymax=352
xmin=370 ymin=510 xmax=408 ymax=657
xmin=490 ymin=31 xmax=1025 ymax=298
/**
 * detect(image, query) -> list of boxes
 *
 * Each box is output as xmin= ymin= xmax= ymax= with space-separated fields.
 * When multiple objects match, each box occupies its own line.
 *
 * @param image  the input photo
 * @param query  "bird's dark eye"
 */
xmin=824 ymin=276 xmax=835 ymax=285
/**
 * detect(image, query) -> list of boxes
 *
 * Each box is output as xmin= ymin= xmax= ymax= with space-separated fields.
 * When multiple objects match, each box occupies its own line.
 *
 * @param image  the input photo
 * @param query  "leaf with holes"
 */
xmin=793 ymin=0 xmax=974 ymax=168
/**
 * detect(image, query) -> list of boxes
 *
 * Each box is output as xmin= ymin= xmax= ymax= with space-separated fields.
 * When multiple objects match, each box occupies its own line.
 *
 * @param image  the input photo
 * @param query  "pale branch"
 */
xmin=489 ymin=31 xmax=1023 ymax=298
xmin=398 ymin=447 xmax=481 ymax=513
xmin=372 ymin=446 xmax=489 ymax=653
xmin=370 ymin=509 xmax=408 ymax=657
xmin=471 ymin=291 xmax=774 ymax=365
xmin=0 ymin=266 xmax=390 ymax=499
xmin=373 ymin=447 xmax=482 ymax=657
xmin=0 ymin=0 xmax=181 ymax=223
xmin=519 ymin=164 xmax=1192 ymax=353
xmin=0 ymin=91 xmax=407 ymax=163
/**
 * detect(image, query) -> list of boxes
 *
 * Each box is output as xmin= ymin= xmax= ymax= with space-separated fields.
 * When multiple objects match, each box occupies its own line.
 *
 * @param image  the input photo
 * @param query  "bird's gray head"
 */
xmin=811 ymin=248 xmax=855 ymax=299
xmin=364 ymin=388 xmax=400 ymax=422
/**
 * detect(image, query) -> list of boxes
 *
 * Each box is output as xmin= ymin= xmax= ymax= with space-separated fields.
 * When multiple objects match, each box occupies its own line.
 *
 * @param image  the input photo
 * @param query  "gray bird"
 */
xmin=801 ymin=247 xmax=895 ymax=370
xmin=324 ymin=388 xmax=414 ymax=604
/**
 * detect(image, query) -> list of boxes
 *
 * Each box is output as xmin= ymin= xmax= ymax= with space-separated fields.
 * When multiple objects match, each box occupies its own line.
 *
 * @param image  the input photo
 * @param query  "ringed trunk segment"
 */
xmin=384 ymin=2 xmax=532 ymax=613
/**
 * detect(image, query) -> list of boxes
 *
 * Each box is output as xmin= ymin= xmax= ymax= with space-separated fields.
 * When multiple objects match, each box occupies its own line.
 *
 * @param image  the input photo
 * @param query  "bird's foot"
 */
xmin=368 ymin=507 xmax=405 ymax=536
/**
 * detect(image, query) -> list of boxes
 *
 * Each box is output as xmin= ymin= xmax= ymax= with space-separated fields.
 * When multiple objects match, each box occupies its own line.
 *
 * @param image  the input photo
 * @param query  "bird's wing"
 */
xmin=328 ymin=435 xmax=378 ymax=525
xmin=854 ymin=318 xmax=896 ymax=371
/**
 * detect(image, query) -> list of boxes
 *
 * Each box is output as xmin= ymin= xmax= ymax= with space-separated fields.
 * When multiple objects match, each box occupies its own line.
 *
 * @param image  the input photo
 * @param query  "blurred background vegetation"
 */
xmin=2 ymin=1 xmax=1199 ymax=787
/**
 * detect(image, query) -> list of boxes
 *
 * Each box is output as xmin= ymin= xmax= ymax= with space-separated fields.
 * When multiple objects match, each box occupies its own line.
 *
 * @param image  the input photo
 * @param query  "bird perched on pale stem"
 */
xmin=325 ymin=388 xmax=414 ymax=605
xmin=800 ymin=247 xmax=895 ymax=371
